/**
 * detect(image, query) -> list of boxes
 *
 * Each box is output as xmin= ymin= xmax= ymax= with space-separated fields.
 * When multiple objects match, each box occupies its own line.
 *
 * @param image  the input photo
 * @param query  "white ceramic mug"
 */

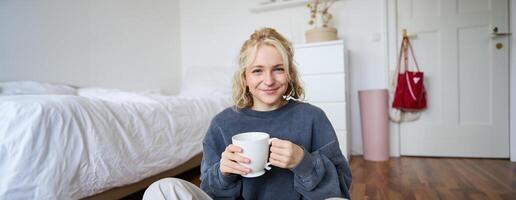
xmin=232 ymin=132 xmax=276 ymax=178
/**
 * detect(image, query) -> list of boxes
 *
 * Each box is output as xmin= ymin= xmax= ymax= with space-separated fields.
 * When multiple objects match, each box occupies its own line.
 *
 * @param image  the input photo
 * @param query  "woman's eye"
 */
xmin=252 ymin=69 xmax=262 ymax=73
xmin=274 ymin=68 xmax=285 ymax=72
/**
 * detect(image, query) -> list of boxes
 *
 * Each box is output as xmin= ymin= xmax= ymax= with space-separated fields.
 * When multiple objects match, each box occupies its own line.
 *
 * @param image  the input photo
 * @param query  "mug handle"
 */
xmin=265 ymin=138 xmax=278 ymax=170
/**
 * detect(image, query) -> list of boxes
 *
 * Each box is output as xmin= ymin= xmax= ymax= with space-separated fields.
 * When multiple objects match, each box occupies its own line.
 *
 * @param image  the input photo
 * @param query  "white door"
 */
xmin=397 ymin=0 xmax=509 ymax=157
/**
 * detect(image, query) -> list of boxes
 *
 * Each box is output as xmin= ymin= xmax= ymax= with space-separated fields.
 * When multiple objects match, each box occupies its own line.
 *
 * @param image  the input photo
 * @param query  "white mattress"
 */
xmin=0 ymin=91 xmax=230 ymax=199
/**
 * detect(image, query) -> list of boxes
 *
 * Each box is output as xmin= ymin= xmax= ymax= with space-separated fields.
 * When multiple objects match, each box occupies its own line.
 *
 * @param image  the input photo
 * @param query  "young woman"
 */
xmin=143 ymin=28 xmax=351 ymax=200
xmin=200 ymin=27 xmax=351 ymax=199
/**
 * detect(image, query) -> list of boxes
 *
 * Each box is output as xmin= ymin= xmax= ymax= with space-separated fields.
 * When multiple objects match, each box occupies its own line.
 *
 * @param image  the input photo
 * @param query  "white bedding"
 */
xmin=0 ymin=90 xmax=230 ymax=199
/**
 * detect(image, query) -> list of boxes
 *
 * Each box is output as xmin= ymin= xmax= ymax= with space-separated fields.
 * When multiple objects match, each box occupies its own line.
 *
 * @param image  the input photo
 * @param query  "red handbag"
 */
xmin=392 ymin=36 xmax=427 ymax=111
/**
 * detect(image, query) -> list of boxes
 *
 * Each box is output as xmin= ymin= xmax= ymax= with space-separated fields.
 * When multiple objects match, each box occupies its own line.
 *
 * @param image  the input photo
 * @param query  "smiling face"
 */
xmin=232 ymin=28 xmax=304 ymax=110
xmin=245 ymin=45 xmax=289 ymax=111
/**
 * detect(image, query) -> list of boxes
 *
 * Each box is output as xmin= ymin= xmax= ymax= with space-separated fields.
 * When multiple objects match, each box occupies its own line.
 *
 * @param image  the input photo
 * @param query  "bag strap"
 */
xmin=405 ymin=68 xmax=418 ymax=100
xmin=392 ymin=37 xmax=408 ymax=87
xmin=405 ymin=37 xmax=421 ymax=72
xmin=395 ymin=37 xmax=407 ymax=75
xmin=404 ymin=37 xmax=418 ymax=100
xmin=395 ymin=36 xmax=418 ymax=101
xmin=396 ymin=36 xmax=421 ymax=73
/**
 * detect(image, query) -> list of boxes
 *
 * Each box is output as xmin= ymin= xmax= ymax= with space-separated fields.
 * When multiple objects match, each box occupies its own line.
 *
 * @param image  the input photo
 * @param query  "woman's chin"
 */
xmin=265 ymin=99 xmax=287 ymax=107
xmin=264 ymin=96 xmax=283 ymax=104
xmin=252 ymin=98 xmax=282 ymax=109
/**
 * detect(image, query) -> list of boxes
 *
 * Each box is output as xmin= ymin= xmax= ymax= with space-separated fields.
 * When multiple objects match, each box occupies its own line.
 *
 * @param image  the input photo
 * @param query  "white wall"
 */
xmin=179 ymin=0 xmax=388 ymax=155
xmin=0 ymin=0 xmax=182 ymax=94
xmin=510 ymin=0 xmax=516 ymax=162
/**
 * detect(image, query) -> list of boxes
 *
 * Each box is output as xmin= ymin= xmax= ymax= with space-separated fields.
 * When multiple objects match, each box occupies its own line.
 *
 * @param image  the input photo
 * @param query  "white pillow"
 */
xmin=77 ymin=87 xmax=160 ymax=103
xmin=0 ymin=81 xmax=77 ymax=95
xmin=179 ymin=66 xmax=235 ymax=98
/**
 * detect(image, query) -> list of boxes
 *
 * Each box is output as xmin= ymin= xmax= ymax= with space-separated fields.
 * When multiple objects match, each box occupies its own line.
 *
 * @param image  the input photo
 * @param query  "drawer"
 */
xmin=311 ymin=102 xmax=347 ymax=130
xmin=301 ymin=74 xmax=345 ymax=102
xmin=294 ymin=44 xmax=344 ymax=75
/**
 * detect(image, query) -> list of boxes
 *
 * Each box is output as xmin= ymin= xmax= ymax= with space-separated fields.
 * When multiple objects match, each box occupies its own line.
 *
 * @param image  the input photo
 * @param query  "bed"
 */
xmin=0 ymin=74 xmax=232 ymax=199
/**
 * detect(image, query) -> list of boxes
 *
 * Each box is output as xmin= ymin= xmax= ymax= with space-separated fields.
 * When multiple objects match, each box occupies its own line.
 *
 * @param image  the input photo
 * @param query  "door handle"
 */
xmin=492 ymin=27 xmax=512 ymax=37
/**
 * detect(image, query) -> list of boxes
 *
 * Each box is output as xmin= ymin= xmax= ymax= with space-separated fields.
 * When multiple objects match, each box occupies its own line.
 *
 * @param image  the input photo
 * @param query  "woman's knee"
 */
xmin=143 ymin=178 xmax=210 ymax=200
xmin=152 ymin=178 xmax=188 ymax=187
xmin=144 ymin=178 xmax=188 ymax=200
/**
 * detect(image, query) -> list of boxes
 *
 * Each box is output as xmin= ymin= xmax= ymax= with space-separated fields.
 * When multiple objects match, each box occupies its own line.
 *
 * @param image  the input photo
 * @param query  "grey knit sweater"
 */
xmin=200 ymin=100 xmax=352 ymax=200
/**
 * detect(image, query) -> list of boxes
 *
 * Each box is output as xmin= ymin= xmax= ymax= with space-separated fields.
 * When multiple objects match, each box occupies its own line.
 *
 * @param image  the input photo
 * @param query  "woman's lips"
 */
xmin=261 ymin=88 xmax=278 ymax=94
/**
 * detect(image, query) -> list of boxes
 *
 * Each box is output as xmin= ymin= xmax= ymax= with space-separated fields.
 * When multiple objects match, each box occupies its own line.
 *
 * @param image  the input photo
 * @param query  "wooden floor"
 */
xmin=349 ymin=156 xmax=516 ymax=200
xmin=123 ymin=156 xmax=516 ymax=200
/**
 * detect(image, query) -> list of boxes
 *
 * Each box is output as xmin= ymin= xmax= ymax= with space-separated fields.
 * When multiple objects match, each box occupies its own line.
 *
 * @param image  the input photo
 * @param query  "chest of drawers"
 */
xmin=294 ymin=40 xmax=351 ymax=159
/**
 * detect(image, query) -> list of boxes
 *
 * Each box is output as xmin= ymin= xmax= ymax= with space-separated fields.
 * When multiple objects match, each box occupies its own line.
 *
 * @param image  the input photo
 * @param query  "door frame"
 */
xmin=382 ymin=0 xmax=515 ymax=161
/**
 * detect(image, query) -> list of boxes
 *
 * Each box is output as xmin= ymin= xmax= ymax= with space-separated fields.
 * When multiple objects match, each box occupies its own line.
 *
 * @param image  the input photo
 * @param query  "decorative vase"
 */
xmin=305 ymin=27 xmax=338 ymax=43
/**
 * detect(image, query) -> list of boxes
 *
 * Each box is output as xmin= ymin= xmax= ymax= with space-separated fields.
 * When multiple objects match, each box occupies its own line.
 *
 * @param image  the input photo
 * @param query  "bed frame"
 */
xmin=82 ymin=153 xmax=203 ymax=200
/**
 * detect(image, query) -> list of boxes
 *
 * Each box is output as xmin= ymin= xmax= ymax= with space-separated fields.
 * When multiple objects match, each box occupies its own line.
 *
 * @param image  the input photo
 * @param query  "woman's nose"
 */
xmin=263 ymin=71 xmax=275 ymax=86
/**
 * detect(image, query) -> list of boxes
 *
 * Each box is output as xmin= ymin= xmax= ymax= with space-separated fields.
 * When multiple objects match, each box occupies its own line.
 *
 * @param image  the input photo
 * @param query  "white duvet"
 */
xmin=0 ymin=90 xmax=230 ymax=199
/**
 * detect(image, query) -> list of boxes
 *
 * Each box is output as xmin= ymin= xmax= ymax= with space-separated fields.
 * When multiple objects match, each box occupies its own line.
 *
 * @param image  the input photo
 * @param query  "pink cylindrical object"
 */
xmin=359 ymin=89 xmax=390 ymax=161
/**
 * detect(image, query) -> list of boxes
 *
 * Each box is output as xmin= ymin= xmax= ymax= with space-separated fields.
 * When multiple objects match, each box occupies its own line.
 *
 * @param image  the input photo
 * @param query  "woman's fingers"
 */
xmin=269 ymin=139 xmax=305 ymax=169
xmin=223 ymin=145 xmax=250 ymax=164
xmin=269 ymin=152 xmax=290 ymax=163
xmin=270 ymin=146 xmax=293 ymax=157
xmin=219 ymin=144 xmax=252 ymax=176
xmin=270 ymin=139 xmax=296 ymax=149
xmin=225 ymin=144 xmax=243 ymax=153
xmin=268 ymin=157 xmax=289 ymax=168
xmin=269 ymin=147 xmax=293 ymax=169
xmin=220 ymin=159 xmax=252 ymax=175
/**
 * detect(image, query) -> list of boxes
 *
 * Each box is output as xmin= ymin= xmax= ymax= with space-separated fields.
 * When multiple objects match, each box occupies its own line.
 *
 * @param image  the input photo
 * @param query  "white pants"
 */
xmin=143 ymin=178 xmax=349 ymax=200
xmin=143 ymin=178 xmax=212 ymax=200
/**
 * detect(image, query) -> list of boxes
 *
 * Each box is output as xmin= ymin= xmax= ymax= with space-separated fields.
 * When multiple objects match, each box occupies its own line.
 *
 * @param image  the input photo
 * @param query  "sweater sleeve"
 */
xmin=200 ymin=120 xmax=242 ymax=199
xmin=290 ymin=110 xmax=352 ymax=199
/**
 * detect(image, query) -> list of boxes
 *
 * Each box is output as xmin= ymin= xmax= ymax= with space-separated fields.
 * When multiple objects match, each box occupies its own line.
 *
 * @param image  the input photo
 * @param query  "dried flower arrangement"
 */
xmin=306 ymin=0 xmax=336 ymax=28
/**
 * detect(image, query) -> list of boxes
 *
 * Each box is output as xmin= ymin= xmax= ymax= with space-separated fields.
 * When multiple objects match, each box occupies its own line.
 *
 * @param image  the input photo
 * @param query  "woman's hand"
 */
xmin=219 ymin=144 xmax=252 ymax=176
xmin=269 ymin=139 xmax=304 ymax=169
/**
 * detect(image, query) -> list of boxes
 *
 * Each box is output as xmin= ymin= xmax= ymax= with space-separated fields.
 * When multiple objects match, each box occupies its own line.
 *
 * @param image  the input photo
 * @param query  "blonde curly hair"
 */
xmin=232 ymin=28 xmax=304 ymax=109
